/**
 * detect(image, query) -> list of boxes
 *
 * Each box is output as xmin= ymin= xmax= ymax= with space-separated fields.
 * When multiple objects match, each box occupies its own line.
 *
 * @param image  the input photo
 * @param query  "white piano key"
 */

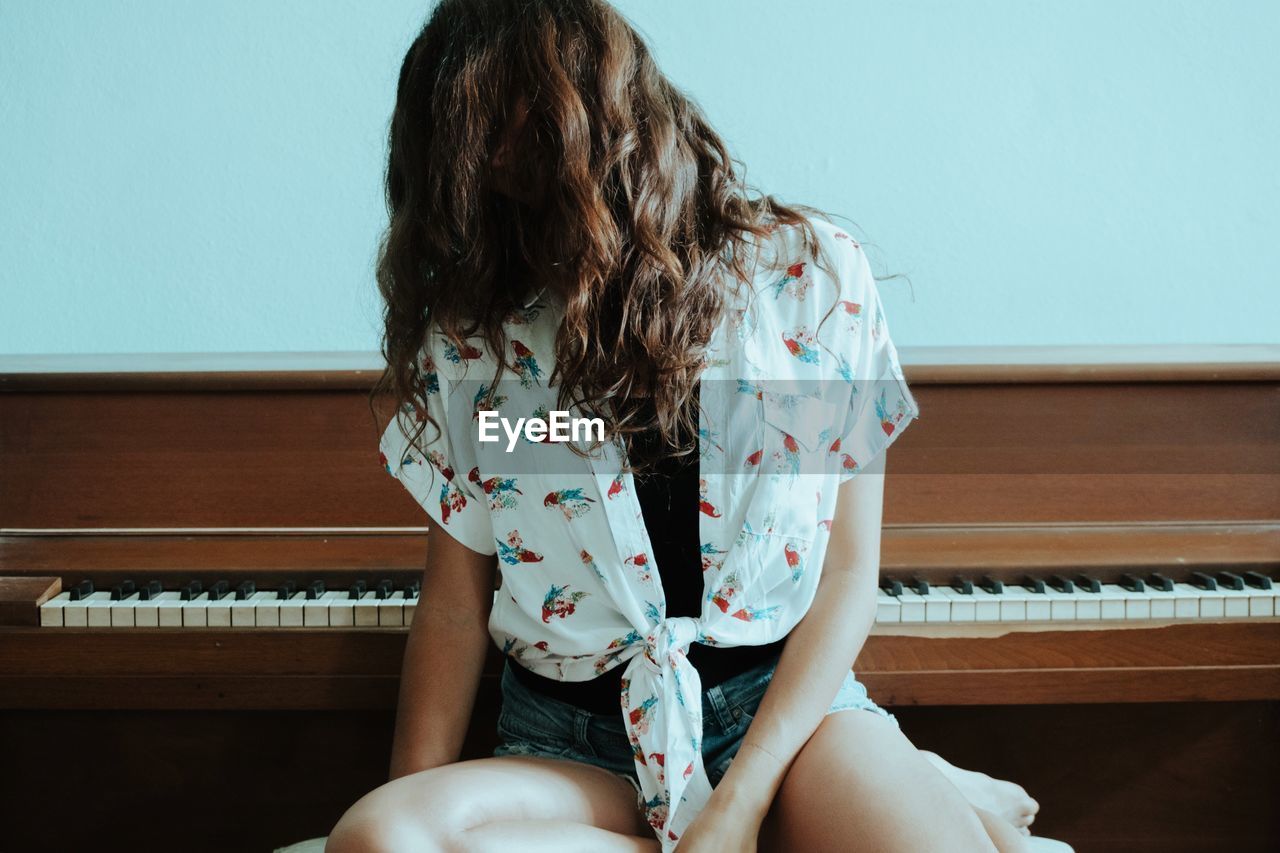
xmin=206 ymin=593 xmax=235 ymax=627
xmin=378 ymin=591 xmax=407 ymax=627
xmin=1195 ymin=585 xmax=1226 ymax=619
xmin=182 ymin=593 xmax=210 ymax=627
xmin=278 ymin=592 xmax=307 ymax=627
xmin=897 ymin=590 xmax=927 ymax=624
xmin=329 ymin=591 xmax=357 ymax=627
xmin=86 ymin=593 xmax=115 ymax=627
xmin=916 ymin=588 xmax=950 ymax=623
xmin=1249 ymin=586 xmax=1278 ymax=617
xmin=936 ymin=587 xmax=976 ymax=622
xmin=304 ymin=591 xmax=343 ymax=627
xmin=970 ymin=588 xmax=1002 ymax=622
xmin=136 ymin=591 xmax=180 ymax=628
xmin=1041 ymin=587 xmax=1077 ymax=621
xmin=1145 ymin=587 xmax=1177 ymax=620
xmin=1126 ymin=596 xmax=1152 ymax=620
xmin=1171 ymin=583 xmax=1202 ymax=619
xmin=62 ymin=592 xmax=98 ymax=628
xmin=109 ymin=593 xmax=140 ymax=627
xmin=1072 ymin=591 xmax=1102 ymax=621
xmin=875 ymin=589 xmax=901 ymax=624
xmin=40 ymin=592 xmax=71 ymax=627
xmin=1220 ymin=586 xmax=1252 ymax=618
xmin=232 ymin=591 xmax=275 ymax=627
xmin=157 ymin=593 xmax=186 ymax=627
xmin=254 ymin=592 xmax=282 ymax=627
xmin=1022 ymin=589 xmax=1053 ymax=622
xmin=1097 ymin=585 xmax=1130 ymax=621
xmin=353 ymin=591 xmax=382 ymax=627
xmin=994 ymin=586 xmax=1027 ymax=622
xmin=404 ymin=595 xmax=417 ymax=626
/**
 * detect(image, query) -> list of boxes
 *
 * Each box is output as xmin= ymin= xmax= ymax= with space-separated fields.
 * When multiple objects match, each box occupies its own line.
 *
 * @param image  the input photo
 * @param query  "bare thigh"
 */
xmin=326 ymin=754 xmax=652 ymax=852
xmin=760 ymin=710 xmax=1002 ymax=853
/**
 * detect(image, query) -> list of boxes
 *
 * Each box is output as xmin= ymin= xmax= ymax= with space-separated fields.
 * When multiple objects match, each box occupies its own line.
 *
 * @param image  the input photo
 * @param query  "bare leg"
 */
xmin=975 ymin=806 xmax=1033 ymax=852
xmin=759 ymin=710 xmax=1026 ymax=853
xmin=325 ymin=754 xmax=656 ymax=853
xmin=458 ymin=819 xmax=658 ymax=852
xmin=921 ymin=750 xmax=1040 ymax=833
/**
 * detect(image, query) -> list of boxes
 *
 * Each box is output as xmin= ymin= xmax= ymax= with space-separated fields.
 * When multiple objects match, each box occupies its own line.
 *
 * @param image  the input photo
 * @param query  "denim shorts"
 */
xmin=492 ymin=651 xmax=897 ymax=806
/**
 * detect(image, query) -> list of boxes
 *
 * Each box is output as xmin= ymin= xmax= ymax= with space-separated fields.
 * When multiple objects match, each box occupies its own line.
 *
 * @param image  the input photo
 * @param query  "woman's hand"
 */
xmin=676 ymin=790 xmax=762 ymax=853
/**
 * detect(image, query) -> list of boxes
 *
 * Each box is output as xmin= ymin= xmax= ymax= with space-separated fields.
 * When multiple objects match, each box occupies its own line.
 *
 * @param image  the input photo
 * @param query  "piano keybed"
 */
xmin=34 ymin=570 xmax=1279 ymax=629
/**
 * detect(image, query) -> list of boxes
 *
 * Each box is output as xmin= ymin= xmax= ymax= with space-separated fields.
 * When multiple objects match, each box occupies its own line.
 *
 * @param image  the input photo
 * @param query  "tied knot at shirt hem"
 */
xmin=640 ymin=615 xmax=703 ymax=671
xmin=622 ymin=615 xmax=716 ymax=850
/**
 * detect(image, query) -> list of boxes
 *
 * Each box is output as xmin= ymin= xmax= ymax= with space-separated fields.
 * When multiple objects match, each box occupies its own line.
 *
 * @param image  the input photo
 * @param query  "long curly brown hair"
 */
xmin=370 ymin=0 xmax=831 ymax=469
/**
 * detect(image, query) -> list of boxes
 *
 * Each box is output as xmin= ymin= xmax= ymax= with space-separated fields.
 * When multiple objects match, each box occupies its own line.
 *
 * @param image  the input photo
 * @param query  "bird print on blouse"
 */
xmin=468 ymin=467 xmax=522 ymax=511
xmin=378 ymin=215 xmax=920 ymax=851
xmin=543 ymin=488 xmax=597 ymax=520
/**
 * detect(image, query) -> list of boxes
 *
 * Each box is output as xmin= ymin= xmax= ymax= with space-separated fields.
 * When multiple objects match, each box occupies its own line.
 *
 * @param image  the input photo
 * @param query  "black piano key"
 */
xmin=880 ymin=578 xmax=903 ymax=597
xmin=1074 ymin=574 xmax=1101 ymax=593
xmin=110 ymin=580 xmax=136 ymax=601
xmin=405 ymin=581 xmax=421 ymax=600
xmin=277 ymin=581 xmax=297 ymax=600
xmin=979 ymin=575 xmax=1004 ymax=594
xmin=1119 ymin=573 xmax=1146 ymax=593
xmin=235 ymin=580 xmax=256 ymax=600
xmin=1189 ymin=571 xmax=1217 ymax=591
xmin=1048 ymin=574 xmax=1075 ymax=594
xmin=1215 ymin=571 xmax=1244 ymax=591
xmin=951 ymin=576 xmax=974 ymax=595
xmin=305 ymin=580 xmax=326 ymax=600
xmin=138 ymin=580 xmax=164 ymax=601
xmin=1146 ymin=572 xmax=1174 ymax=592
xmin=1022 ymin=576 xmax=1046 ymax=594
xmin=348 ymin=580 xmax=368 ymax=600
xmin=180 ymin=580 xmax=204 ymax=601
xmin=1243 ymin=571 xmax=1273 ymax=590
xmin=375 ymin=579 xmax=394 ymax=600
xmin=206 ymin=580 xmax=230 ymax=601
xmin=910 ymin=577 xmax=930 ymax=595
xmin=69 ymin=580 xmax=95 ymax=601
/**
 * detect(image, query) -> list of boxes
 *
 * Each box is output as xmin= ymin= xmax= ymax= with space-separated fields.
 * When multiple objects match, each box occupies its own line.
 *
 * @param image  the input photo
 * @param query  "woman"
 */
xmin=330 ymin=1 xmax=1046 ymax=850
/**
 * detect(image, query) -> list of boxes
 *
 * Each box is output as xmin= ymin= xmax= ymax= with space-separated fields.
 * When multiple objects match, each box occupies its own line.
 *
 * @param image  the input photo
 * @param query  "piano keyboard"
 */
xmin=874 ymin=571 xmax=1278 ymax=625
xmin=38 ymin=578 xmax=420 ymax=628
xmin=34 ymin=570 xmax=1280 ymax=629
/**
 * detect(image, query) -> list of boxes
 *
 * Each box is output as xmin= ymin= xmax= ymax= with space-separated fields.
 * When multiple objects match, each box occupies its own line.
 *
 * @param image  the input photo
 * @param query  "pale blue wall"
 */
xmin=2 ymin=0 xmax=1277 ymax=354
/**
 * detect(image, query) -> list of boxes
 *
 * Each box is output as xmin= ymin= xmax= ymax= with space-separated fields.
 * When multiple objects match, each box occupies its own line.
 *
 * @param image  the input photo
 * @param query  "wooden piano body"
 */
xmin=1 ymin=347 xmax=1277 ymax=852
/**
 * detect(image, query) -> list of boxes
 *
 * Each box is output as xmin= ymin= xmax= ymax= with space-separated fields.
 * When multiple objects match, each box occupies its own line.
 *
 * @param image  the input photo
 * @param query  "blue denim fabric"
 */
xmin=493 ymin=652 xmax=897 ymax=803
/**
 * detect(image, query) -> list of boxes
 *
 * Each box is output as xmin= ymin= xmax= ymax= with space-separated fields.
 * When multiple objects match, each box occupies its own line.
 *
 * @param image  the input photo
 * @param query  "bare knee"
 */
xmin=974 ymin=807 xmax=1030 ymax=853
xmin=770 ymin=712 xmax=999 ymax=853
xmin=326 ymin=788 xmax=448 ymax=853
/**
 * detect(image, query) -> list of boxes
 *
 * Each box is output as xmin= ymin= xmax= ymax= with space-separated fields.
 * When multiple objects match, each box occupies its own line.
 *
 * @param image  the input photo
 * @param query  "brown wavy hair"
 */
xmin=370 ymin=0 xmax=831 ymax=470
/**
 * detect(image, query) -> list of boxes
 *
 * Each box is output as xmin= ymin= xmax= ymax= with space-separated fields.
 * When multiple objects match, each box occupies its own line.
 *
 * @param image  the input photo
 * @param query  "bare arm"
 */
xmin=707 ymin=451 xmax=888 ymax=825
xmin=388 ymin=524 xmax=498 ymax=781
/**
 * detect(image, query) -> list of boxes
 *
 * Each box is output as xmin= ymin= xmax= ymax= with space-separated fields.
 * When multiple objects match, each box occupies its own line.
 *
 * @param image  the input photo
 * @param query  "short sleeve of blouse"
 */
xmin=819 ymin=232 xmax=921 ymax=483
xmin=378 ymin=343 xmax=497 ymax=556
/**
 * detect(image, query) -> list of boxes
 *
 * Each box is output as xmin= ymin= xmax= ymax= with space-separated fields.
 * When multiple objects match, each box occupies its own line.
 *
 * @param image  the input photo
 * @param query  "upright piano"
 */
xmin=1 ymin=346 xmax=1277 ymax=852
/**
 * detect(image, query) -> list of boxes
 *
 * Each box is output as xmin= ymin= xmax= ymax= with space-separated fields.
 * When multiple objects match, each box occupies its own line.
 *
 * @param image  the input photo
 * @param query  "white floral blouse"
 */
xmin=378 ymin=215 xmax=921 ymax=850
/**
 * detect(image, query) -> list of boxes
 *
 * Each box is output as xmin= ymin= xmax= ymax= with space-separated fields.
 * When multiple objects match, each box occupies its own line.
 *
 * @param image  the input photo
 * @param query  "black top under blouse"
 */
xmin=509 ymin=382 xmax=789 ymax=714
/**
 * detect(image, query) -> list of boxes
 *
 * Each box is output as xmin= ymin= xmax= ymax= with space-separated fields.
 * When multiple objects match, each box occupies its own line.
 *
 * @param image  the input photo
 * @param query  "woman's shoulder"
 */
xmin=739 ymin=212 xmax=874 ymax=325
xmin=763 ymin=212 xmax=870 ymax=286
xmin=420 ymin=292 xmax=560 ymax=384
